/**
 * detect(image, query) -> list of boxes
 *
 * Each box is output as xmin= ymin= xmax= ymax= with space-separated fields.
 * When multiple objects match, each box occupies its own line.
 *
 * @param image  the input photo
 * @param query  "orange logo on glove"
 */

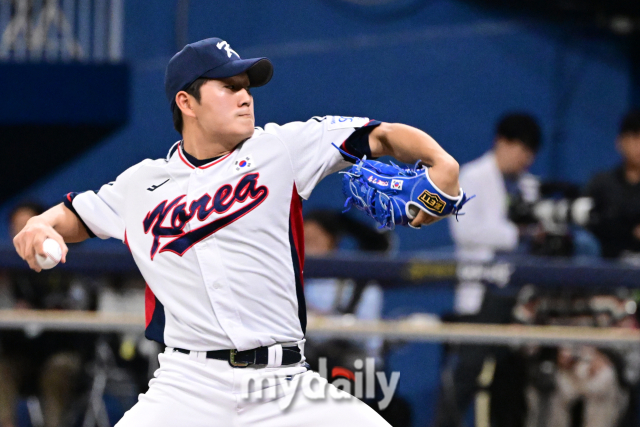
xmin=417 ymin=190 xmax=445 ymax=214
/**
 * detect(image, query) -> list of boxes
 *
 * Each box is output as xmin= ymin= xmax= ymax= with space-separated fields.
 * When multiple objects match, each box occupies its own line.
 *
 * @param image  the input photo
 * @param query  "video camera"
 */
xmin=508 ymin=182 xmax=593 ymax=256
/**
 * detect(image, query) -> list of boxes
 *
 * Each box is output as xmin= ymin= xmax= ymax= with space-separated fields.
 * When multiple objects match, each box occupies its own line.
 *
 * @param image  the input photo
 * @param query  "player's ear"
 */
xmin=175 ymin=91 xmax=196 ymax=118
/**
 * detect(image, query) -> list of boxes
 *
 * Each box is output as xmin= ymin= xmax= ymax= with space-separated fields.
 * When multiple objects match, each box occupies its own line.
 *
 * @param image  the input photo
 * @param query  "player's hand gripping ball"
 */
xmin=337 ymin=146 xmax=473 ymax=230
xmin=36 ymin=238 xmax=62 ymax=270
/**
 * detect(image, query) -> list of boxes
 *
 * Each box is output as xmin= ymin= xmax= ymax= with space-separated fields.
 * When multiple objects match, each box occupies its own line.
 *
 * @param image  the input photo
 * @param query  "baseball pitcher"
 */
xmin=13 ymin=37 xmax=467 ymax=426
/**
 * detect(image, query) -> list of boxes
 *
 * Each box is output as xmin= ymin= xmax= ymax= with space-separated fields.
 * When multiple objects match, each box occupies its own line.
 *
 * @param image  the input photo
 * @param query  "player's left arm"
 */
xmin=368 ymin=122 xmax=460 ymax=227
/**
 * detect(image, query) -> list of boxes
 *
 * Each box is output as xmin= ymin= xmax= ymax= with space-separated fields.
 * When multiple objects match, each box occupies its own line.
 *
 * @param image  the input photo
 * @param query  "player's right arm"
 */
xmin=14 ymin=161 xmax=145 ymax=272
xmin=13 ymin=203 xmax=89 ymax=272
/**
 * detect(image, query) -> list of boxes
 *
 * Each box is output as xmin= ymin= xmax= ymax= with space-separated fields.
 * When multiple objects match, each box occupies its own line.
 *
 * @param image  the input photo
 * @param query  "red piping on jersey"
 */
xmin=128 ymin=232 xmax=158 ymax=328
xmin=339 ymin=141 xmax=357 ymax=157
xmin=144 ymin=284 xmax=156 ymax=328
xmin=290 ymin=184 xmax=305 ymax=284
xmin=177 ymin=143 xmax=235 ymax=170
xmin=199 ymin=151 xmax=234 ymax=169
xmin=177 ymin=146 xmax=195 ymax=169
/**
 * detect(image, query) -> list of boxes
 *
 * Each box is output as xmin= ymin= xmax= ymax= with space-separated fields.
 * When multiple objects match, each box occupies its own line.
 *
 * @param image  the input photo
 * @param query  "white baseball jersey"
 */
xmin=66 ymin=116 xmax=378 ymax=351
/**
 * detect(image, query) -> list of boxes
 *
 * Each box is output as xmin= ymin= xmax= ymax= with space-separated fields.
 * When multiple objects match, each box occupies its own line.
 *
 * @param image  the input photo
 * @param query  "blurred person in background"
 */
xmin=450 ymin=112 xmax=541 ymax=270
xmin=585 ymin=110 xmax=640 ymax=260
xmin=518 ymin=109 xmax=640 ymax=427
xmin=6 ymin=202 xmax=94 ymax=311
xmin=433 ymin=113 xmax=542 ymax=427
xmin=303 ymin=211 xmax=412 ymax=427
xmin=514 ymin=288 xmax=640 ymax=427
xmin=303 ymin=210 xmax=388 ymax=365
xmin=449 ymin=113 xmax=541 ymax=314
xmin=0 ymin=202 xmax=91 ymax=427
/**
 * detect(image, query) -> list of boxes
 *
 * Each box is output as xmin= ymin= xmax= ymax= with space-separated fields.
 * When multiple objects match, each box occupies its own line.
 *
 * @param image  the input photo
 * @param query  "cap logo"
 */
xmin=216 ymin=40 xmax=239 ymax=59
xmin=166 ymin=37 xmax=272 ymax=109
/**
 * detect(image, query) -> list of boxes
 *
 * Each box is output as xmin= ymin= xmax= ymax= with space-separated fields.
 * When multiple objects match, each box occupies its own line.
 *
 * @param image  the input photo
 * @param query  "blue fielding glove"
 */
xmin=337 ymin=146 xmax=472 ymax=230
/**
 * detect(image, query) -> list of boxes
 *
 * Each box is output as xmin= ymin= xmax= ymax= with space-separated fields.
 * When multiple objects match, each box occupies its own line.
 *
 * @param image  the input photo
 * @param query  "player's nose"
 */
xmin=238 ymin=88 xmax=252 ymax=107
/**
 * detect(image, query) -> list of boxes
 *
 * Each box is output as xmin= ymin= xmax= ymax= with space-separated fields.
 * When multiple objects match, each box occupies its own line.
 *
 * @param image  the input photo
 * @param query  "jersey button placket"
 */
xmin=199 ymin=240 xmax=244 ymax=345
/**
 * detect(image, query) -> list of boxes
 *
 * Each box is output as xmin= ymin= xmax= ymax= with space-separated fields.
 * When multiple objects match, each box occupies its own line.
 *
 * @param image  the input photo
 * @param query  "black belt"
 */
xmin=174 ymin=345 xmax=302 ymax=368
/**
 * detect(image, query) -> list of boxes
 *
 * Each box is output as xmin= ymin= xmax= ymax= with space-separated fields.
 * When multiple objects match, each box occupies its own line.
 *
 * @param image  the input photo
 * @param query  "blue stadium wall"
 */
xmin=1 ymin=0 xmax=632 ymax=251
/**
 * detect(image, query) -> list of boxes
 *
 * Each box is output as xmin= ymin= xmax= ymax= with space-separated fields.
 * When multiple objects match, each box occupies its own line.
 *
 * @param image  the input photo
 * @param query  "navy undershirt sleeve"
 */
xmin=339 ymin=120 xmax=382 ymax=163
xmin=62 ymin=192 xmax=97 ymax=238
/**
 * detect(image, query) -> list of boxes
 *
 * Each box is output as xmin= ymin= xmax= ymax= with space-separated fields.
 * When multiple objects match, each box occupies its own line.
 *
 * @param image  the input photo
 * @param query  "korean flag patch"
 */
xmin=235 ymin=155 xmax=254 ymax=172
xmin=391 ymin=179 xmax=403 ymax=190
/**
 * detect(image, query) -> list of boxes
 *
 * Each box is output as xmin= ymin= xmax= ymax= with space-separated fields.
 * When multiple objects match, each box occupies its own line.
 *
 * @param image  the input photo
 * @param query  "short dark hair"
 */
xmin=495 ymin=113 xmax=542 ymax=153
xmin=172 ymin=78 xmax=209 ymax=134
xmin=619 ymin=110 xmax=640 ymax=136
xmin=304 ymin=210 xmax=390 ymax=252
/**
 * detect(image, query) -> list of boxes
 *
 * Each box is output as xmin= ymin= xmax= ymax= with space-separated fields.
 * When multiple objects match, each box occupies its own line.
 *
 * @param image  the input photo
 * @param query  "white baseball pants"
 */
xmin=115 ymin=347 xmax=391 ymax=427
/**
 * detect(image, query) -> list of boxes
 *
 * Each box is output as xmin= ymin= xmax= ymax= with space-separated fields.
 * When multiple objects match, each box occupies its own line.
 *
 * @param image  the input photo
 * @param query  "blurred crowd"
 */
xmin=436 ymin=110 xmax=640 ymax=427
xmin=0 ymin=203 xmax=153 ymax=427
xmin=1 ymin=111 xmax=640 ymax=427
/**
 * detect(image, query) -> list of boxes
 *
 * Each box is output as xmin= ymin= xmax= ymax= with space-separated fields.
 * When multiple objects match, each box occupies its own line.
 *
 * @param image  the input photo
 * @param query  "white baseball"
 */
xmin=35 ymin=238 xmax=62 ymax=270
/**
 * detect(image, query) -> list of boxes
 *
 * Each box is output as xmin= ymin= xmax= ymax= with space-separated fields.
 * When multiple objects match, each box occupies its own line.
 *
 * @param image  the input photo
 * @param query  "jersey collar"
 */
xmin=166 ymin=140 xmax=235 ymax=170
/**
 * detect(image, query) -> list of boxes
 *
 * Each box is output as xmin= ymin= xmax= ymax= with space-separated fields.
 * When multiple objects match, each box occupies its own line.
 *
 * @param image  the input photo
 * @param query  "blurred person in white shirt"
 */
xmin=433 ymin=113 xmax=541 ymax=427
xmin=449 ymin=113 xmax=541 ymax=314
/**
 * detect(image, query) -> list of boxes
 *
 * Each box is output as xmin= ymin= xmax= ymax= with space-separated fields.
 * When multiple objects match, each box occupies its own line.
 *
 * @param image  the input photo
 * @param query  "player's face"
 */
xmin=304 ymin=221 xmax=336 ymax=256
xmin=10 ymin=208 xmax=38 ymax=238
xmin=618 ymin=132 xmax=640 ymax=169
xmin=495 ymin=138 xmax=535 ymax=175
xmin=193 ymin=73 xmax=255 ymax=143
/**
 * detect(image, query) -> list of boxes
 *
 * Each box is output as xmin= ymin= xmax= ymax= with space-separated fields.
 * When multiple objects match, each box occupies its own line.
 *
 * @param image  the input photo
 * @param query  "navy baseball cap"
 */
xmin=165 ymin=37 xmax=273 ymax=110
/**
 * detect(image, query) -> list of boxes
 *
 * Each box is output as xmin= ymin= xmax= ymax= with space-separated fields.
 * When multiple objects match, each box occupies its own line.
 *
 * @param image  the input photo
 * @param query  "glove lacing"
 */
xmin=342 ymin=168 xmax=397 ymax=230
xmin=333 ymin=143 xmax=474 ymax=227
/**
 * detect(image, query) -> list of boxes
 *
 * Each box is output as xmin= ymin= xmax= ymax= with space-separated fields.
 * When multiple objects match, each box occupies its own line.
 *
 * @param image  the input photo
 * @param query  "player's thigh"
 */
xmin=116 ymin=367 xmax=235 ymax=427
xmin=239 ymin=371 xmax=390 ymax=427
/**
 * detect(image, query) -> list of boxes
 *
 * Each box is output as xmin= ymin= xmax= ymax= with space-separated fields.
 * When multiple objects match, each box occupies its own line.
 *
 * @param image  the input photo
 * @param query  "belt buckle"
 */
xmin=229 ymin=349 xmax=250 ymax=367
